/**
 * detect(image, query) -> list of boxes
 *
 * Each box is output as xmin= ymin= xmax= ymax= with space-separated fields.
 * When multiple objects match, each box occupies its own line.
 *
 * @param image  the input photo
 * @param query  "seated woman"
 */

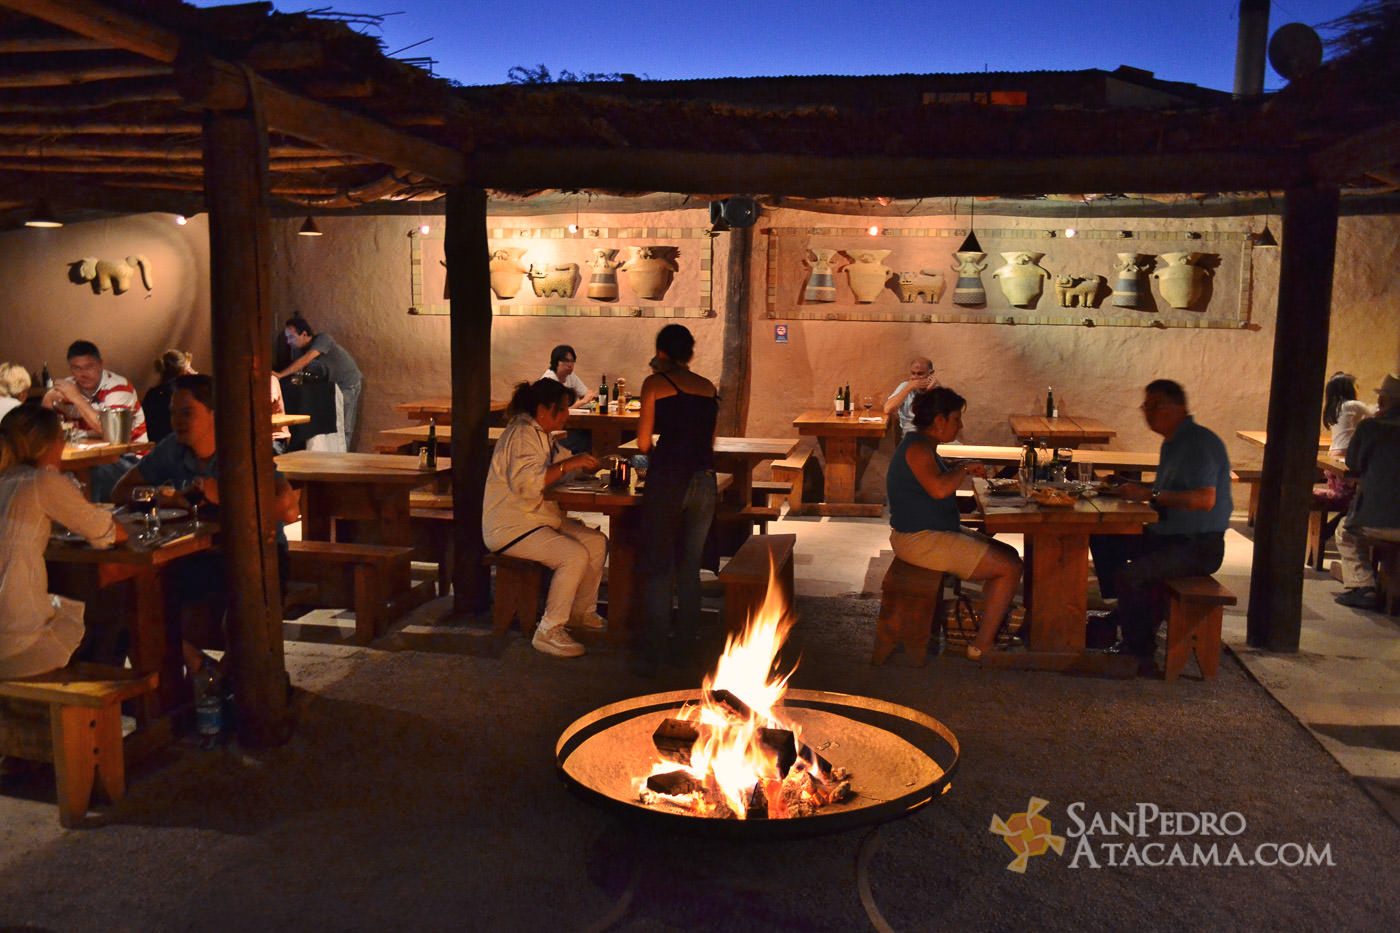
xmin=1314 ymin=371 xmax=1374 ymax=512
xmin=887 ymin=387 xmax=1022 ymax=660
xmin=483 ymin=379 xmax=607 ymax=658
xmin=0 ymin=403 xmax=126 ymax=679
xmin=0 ymin=362 xmax=32 ymax=421
xmin=142 ymin=348 xmax=195 ymax=444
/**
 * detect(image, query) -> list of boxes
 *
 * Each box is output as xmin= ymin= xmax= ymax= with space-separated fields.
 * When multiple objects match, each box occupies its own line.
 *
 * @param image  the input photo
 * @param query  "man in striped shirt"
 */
xmin=42 ymin=340 xmax=148 ymax=443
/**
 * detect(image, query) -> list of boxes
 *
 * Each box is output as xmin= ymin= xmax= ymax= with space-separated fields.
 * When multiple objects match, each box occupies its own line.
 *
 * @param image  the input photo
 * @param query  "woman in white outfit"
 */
xmin=0 ymin=403 xmax=125 ymax=678
xmin=483 ymin=379 xmax=608 ymax=658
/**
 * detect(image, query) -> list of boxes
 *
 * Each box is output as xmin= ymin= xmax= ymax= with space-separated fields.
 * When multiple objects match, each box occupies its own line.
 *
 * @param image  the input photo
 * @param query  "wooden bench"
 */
xmin=411 ymin=507 xmax=455 ymax=597
xmin=751 ymin=479 xmax=793 ymax=509
xmin=1360 ymin=537 xmax=1400 ymax=616
xmin=769 ymin=445 xmax=817 ymax=514
xmin=286 ymin=540 xmax=420 ymax=644
xmin=874 ymin=558 xmax=945 ymax=667
xmin=716 ymin=533 xmax=796 ymax=636
xmin=484 ymin=553 xmax=546 ymax=638
xmin=409 ymin=489 xmax=453 ymax=511
xmin=0 ymin=663 xmax=157 ymax=827
xmin=1234 ymin=468 xmax=1263 ymax=526
xmin=1164 ymin=576 xmax=1237 ymax=682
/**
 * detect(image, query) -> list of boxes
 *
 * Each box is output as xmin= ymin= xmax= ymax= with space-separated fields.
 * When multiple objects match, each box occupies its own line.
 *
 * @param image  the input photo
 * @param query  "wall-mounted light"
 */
xmin=867 ymin=225 xmax=881 ymax=236
xmin=298 ymin=215 xmax=322 ymax=237
xmin=24 ymin=197 xmax=62 ymax=228
xmin=1251 ymin=225 xmax=1278 ymax=247
xmin=1064 ymin=228 xmax=1077 ymax=238
xmin=419 ymin=222 xmax=431 ymax=235
xmin=567 ymin=223 xmax=579 ymax=234
xmin=174 ymin=214 xmax=188 ymax=226
xmin=1186 ymin=231 xmax=1202 ymax=239
xmin=1118 ymin=230 xmax=1133 ymax=238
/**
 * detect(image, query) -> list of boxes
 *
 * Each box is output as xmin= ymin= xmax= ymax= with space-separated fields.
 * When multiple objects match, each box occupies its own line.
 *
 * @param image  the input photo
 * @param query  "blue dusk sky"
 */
xmin=197 ymin=0 xmax=1362 ymax=91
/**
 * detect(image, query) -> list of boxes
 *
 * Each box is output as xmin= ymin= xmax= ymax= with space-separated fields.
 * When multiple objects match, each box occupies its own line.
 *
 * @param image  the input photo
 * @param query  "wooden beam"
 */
xmin=716 ymin=226 xmax=752 ymax=437
xmin=0 ymin=0 xmax=184 ymax=63
xmin=1246 ymin=183 xmax=1340 ymax=653
xmin=202 ymin=108 xmax=292 ymax=746
xmin=446 ymin=186 xmax=493 ymax=615
xmin=0 ymin=64 xmax=169 ymax=88
xmin=0 ymin=36 xmax=115 ymax=53
xmin=1312 ymin=119 xmax=1400 ymax=186
xmin=0 ymin=81 xmax=181 ymax=113
xmin=0 ymin=142 xmax=337 ymax=159
xmin=0 ymin=157 xmax=372 ymax=174
xmin=0 ymin=120 xmax=201 ymax=134
xmin=466 ymin=148 xmax=1310 ymax=199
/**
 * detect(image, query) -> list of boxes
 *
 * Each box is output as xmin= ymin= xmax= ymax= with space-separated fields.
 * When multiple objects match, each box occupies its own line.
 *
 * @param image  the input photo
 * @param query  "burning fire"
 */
xmin=638 ymin=564 xmax=852 ymax=819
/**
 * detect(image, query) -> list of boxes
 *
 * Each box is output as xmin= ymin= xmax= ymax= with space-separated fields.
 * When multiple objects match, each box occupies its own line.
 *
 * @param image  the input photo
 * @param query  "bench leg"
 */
xmin=93 ymin=706 xmax=126 ymax=805
xmin=1248 ymin=482 xmax=1260 ymax=527
xmin=50 ymin=704 xmax=99 ymax=828
xmin=351 ymin=565 xmax=378 ymax=645
xmin=1165 ymin=601 xmax=1223 ymax=682
xmin=874 ymin=593 xmax=939 ymax=667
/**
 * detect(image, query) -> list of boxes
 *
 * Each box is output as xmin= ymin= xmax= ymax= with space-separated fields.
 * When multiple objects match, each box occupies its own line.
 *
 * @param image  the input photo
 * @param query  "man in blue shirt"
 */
xmin=1089 ymin=380 xmax=1233 ymax=675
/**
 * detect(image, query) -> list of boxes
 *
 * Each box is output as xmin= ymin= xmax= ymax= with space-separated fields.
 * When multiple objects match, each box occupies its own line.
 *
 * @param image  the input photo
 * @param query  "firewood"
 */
xmin=757 ymin=727 xmax=797 ymax=777
xmin=745 ymin=781 xmax=769 ymax=819
xmin=652 ymin=717 xmax=700 ymax=763
xmin=707 ymin=688 xmax=752 ymax=720
xmin=646 ymin=769 xmax=700 ymax=796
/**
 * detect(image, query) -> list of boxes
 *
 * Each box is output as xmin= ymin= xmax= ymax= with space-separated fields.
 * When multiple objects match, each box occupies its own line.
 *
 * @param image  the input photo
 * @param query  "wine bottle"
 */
xmin=42 ymin=361 xmax=52 ymax=390
xmin=597 ymin=373 xmax=607 ymax=412
xmin=834 ymin=386 xmax=844 ymax=416
xmin=1046 ymin=386 xmax=1056 ymax=419
xmin=844 ymin=384 xmax=852 ymax=415
xmin=425 ymin=417 xmax=438 ymax=469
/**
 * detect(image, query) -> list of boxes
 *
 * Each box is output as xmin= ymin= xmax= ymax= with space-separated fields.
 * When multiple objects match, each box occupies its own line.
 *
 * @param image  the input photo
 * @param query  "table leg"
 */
xmin=605 ymin=509 xmax=643 ymax=646
xmin=302 ymin=485 xmax=333 ymax=541
xmin=128 ymin=570 xmax=182 ymax=722
xmin=810 ymin=436 xmax=883 ymax=517
xmin=1024 ymin=533 xmax=1090 ymax=652
xmin=592 ymin=426 xmax=625 ymax=457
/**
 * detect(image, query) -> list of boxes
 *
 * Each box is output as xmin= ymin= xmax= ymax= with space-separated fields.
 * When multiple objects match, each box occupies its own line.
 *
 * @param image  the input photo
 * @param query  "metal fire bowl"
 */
xmin=555 ymin=688 xmax=960 ymax=841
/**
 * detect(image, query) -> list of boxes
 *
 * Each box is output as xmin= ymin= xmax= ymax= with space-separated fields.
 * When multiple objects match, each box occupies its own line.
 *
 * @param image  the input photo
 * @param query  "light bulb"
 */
xmin=567 ymin=223 xmax=579 ymax=234
xmin=1064 ymin=227 xmax=1077 ymax=238
xmin=175 ymin=214 xmax=188 ymax=226
xmin=419 ymin=223 xmax=430 ymax=235
xmin=867 ymin=225 xmax=880 ymax=236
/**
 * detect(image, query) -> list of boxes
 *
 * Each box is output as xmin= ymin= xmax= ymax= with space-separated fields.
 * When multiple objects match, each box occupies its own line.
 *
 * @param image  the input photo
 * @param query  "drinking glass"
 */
xmin=186 ymin=480 xmax=206 ymax=529
xmin=1017 ymin=466 xmax=1034 ymax=498
xmin=1076 ymin=462 xmax=1093 ymax=485
xmin=862 ymin=395 xmax=874 ymax=415
xmin=131 ymin=485 xmax=159 ymax=540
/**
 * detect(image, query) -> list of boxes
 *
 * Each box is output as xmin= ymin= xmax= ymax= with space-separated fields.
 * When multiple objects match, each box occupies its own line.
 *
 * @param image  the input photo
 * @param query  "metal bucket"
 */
xmin=99 ymin=407 xmax=134 ymax=444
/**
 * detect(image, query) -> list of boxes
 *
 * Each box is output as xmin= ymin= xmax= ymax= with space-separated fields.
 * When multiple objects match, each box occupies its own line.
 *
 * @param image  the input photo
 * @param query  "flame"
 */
xmin=638 ymin=559 xmax=851 ymax=819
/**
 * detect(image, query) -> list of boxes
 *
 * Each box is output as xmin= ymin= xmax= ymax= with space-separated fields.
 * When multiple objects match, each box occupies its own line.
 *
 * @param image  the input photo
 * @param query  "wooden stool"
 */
xmin=1164 ymin=576 xmax=1237 ymax=682
xmin=410 ymin=507 xmax=455 ymax=597
xmin=0 ymin=663 xmax=158 ymax=827
xmin=484 ymin=553 xmax=546 ymax=637
xmin=874 ymin=558 xmax=945 ymax=667
xmin=1361 ymin=537 xmax=1400 ymax=616
xmin=717 ymin=534 xmax=797 ymax=636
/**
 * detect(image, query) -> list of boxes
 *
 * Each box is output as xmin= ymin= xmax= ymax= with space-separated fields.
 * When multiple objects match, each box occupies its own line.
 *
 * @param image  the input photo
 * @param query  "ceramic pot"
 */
xmin=804 ymin=248 xmax=839 ymax=303
xmin=951 ymin=251 xmax=987 ymax=306
xmin=844 ymin=249 xmax=893 ymax=303
xmin=1151 ymin=252 xmax=1210 ymax=309
xmin=489 ymin=247 xmax=528 ymax=299
xmin=1111 ymin=253 xmax=1146 ymax=308
xmin=528 ymin=262 xmax=579 ymax=299
xmin=621 ymin=246 xmax=679 ymax=300
xmin=586 ymin=248 xmax=621 ymax=301
xmin=993 ymin=251 xmax=1050 ymax=308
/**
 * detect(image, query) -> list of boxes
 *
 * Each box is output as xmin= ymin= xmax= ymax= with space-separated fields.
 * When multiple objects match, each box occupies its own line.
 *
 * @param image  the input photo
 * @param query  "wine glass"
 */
xmin=861 ymin=395 xmax=874 ymax=416
xmin=186 ymin=479 xmax=206 ymax=529
xmin=130 ymin=485 xmax=159 ymax=541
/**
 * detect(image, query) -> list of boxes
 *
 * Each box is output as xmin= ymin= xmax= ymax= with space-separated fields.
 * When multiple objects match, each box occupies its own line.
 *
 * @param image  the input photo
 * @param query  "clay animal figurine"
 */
xmin=1054 ymin=274 xmax=1103 ymax=308
xmin=992 ymin=251 xmax=1050 ymax=308
xmin=75 ymin=255 xmax=152 ymax=295
xmin=489 ymin=247 xmax=528 ymax=299
xmin=527 ymin=263 xmax=580 ymax=299
xmin=895 ymin=270 xmax=947 ymax=304
xmin=621 ymin=246 xmax=680 ymax=300
xmin=586 ymin=249 xmax=622 ymax=301
xmin=844 ymin=249 xmax=893 ymax=303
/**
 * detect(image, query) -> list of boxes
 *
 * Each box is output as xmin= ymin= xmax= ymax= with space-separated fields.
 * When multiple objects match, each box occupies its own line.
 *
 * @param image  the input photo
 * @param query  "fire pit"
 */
xmin=555 ymin=569 xmax=959 ymax=840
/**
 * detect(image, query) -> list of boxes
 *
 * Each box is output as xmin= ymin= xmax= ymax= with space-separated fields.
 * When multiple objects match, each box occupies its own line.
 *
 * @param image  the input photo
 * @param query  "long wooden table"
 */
xmin=937 ymin=444 xmax=1160 ymax=472
xmin=46 ymin=521 xmax=218 ymax=725
xmin=545 ymin=473 xmax=732 ymax=644
xmin=566 ymin=408 xmax=641 ymax=456
xmin=272 ymin=413 xmax=312 ymax=428
xmin=792 ymin=410 xmax=888 ymax=517
xmin=620 ymin=436 xmax=798 ymax=506
xmin=1236 ymin=429 xmax=1330 ymax=450
xmin=1009 ymin=414 xmax=1116 ymax=446
xmin=375 ymin=424 xmax=503 ymax=454
xmin=395 ymin=397 xmax=507 ymax=422
xmin=275 ymin=451 xmax=450 ymax=548
xmin=973 ymin=478 xmax=1157 ymax=675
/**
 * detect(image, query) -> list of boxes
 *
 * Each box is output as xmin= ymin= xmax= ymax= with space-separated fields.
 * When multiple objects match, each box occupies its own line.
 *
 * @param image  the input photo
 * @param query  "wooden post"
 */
xmin=716 ymin=226 xmax=752 ymax=437
xmin=445 ymin=186 xmax=492 ymax=614
xmin=1246 ymin=184 xmax=1340 ymax=652
xmin=202 ymin=110 xmax=291 ymax=745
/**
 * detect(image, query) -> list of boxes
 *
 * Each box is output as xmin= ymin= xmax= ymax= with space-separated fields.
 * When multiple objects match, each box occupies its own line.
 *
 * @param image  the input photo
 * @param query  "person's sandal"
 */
xmin=966 ymin=645 xmax=984 ymax=661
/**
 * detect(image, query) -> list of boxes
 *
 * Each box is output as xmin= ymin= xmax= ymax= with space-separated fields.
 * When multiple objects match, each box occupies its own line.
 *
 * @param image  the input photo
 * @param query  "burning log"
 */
xmin=646 ymin=769 xmax=701 ymax=796
xmin=652 ymin=718 xmax=700 ymax=762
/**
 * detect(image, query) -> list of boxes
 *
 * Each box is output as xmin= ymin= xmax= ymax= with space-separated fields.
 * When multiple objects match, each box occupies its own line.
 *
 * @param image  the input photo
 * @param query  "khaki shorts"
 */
xmin=890 ymin=529 xmax=993 ymax=581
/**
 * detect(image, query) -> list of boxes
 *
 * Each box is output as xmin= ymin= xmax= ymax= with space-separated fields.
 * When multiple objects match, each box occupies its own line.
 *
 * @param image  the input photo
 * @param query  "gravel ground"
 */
xmin=1 ymin=594 xmax=1396 ymax=932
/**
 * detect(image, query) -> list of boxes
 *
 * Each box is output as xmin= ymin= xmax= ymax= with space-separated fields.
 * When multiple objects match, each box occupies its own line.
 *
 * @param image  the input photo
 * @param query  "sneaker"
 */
xmin=567 ymin=610 xmax=608 ymax=632
xmin=532 ymin=624 xmax=586 ymax=658
xmin=1334 ymin=586 xmax=1380 ymax=610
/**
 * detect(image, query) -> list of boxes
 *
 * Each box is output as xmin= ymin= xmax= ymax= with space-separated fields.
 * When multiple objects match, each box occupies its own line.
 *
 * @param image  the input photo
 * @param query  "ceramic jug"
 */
xmin=844 ymin=249 xmax=893 ymax=303
xmin=993 ymin=251 xmax=1050 ymax=308
xmin=621 ymin=246 xmax=680 ymax=300
xmin=489 ymin=247 xmax=528 ymax=299
xmin=1152 ymin=252 xmax=1210 ymax=309
xmin=951 ymin=251 xmax=988 ymax=306
xmin=1111 ymin=253 xmax=1146 ymax=308
xmin=586 ymin=248 xmax=622 ymax=301
xmin=804 ymin=248 xmax=839 ymax=302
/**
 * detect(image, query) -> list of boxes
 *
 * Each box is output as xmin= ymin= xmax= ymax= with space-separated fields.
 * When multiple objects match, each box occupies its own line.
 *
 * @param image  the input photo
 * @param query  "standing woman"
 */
xmin=142 ymin=349 xmax=195 ymax=443
xmin=1316 ymin=371 xmax=1374 ymax=511
xmin=0 ymin=404 xmax=126 ymax=678
xmin=634 ymin=324 xmax=718 ymax=673
xmin=483 ymin=379 xmax=607 ymax=658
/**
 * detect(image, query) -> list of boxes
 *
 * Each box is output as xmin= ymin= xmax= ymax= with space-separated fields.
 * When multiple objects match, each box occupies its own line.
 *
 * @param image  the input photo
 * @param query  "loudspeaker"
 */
xmin=709 ymin=197 xmax=759 ymax=230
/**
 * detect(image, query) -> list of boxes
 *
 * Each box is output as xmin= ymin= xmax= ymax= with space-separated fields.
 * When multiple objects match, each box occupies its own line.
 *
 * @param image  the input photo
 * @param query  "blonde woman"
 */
xmin=142 ymin=349 xmax=195 ymax=443
xmin=0 ymin=403 xmax=126 ymax=678
xmin=0 ymin=362 xmax=31 ymax=421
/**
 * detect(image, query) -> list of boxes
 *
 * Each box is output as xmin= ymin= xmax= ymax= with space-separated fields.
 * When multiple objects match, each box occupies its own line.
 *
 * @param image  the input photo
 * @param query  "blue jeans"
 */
xmin=639 ymin=470 xmax=718 ymax=660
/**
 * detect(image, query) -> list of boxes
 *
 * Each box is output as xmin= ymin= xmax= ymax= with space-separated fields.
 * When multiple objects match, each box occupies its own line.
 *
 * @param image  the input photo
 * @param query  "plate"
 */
xmin=626 ymin=401 xmax=641 ymax=412
xmin=50 ymin=527 xmax=86 ymax=543
xmin=116 ymin=507 xmax=189 ymax=523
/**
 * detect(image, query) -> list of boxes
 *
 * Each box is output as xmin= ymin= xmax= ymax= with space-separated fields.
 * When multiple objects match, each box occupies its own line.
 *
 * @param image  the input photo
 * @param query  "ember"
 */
xmin=636 ymin=563 xmax=853 ymax=819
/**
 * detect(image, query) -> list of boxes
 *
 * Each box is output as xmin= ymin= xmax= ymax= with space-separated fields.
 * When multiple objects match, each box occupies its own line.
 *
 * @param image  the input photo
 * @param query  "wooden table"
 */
xmin=1236 ymin=430 xmax=1330 ymax=450
xmin=973 ymin=478 xmax=1157 ymax=675
xmin=1009 ymin=415 xmax=1116 ymax=446
xmin=395 ymin=397 xmax=507 ymax=422
xmin=620 ymin=436 xmax=798 ymax=506
xmin=565 ymin=408 xmax=641 ymax=457
xmin=273 ymin=413 xmax=312 ymax=428
xmin=375 ymin=424 xmax=503 ymax=454
xmin=937 ymin=444 xmax=1160 ymax=472
xmin=60 ymin=439 xmax=151 ymax=470
xmin=46 ymin=522 xmax=217 ymax=725
xmin=792 ymin=411 xmax=888 ymax=517
xmin=545 ymin=473 xmax=732 ymax=643
xmin=275 ymin=451 xmax=451 ymax=548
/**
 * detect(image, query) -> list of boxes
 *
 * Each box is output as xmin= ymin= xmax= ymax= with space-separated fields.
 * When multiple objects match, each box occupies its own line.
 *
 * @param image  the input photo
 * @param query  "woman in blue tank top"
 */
xmin=887 ymin=387 xmax=1023 ymax=659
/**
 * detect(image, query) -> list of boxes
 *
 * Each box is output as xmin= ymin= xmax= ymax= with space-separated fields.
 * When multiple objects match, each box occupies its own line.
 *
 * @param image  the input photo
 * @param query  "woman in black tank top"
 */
xmin=633 ymin=325 xmax=718 ymax=675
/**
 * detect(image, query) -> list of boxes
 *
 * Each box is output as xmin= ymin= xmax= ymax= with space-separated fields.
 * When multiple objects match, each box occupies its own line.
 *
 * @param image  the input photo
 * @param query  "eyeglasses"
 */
xmin=560 ymin=357 xmax=576 ymax=364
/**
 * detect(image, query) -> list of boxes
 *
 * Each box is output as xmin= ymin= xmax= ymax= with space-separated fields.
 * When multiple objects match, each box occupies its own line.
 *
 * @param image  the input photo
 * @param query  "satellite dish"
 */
xmin=1269 ymin=23 xmax=1323 ymax=81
